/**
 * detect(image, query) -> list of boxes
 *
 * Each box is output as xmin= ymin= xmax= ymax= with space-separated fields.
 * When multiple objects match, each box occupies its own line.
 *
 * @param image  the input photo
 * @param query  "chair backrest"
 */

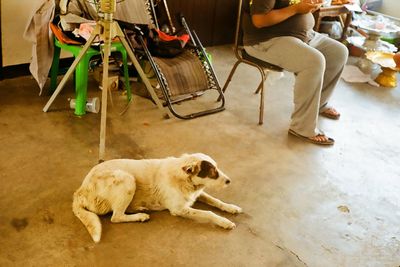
xmin=234 ymin=0 xmax=283 ymax=71
xmin=234 ymin=0 xmax=252 ymax=56
xmin=114 ymin=0 xmax=157 ymax=27
xmin=234 ymin=0 xmax=245 ymax=51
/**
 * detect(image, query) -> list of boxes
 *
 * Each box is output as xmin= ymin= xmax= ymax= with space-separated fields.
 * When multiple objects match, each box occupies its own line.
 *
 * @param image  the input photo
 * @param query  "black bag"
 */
xmin=119 ymin=22 xmax=190 ymax=58
xmin=147 ymin=29 xmax=190 ymax=58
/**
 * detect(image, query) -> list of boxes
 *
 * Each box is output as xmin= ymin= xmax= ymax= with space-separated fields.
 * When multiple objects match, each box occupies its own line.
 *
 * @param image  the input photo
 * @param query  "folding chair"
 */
xmin=222 ymin=0 xmax=283 ymax=125
xmin=116 ymin=0 xmax=225 ymax=120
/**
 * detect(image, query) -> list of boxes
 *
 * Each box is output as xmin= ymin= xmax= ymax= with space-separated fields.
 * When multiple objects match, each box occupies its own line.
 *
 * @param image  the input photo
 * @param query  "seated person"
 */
xmin=243 ymin=0 xmax=348 ymax=145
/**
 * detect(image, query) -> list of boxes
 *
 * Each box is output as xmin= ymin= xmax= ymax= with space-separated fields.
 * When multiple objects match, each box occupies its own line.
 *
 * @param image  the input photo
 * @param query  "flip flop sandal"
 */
xmin=288 ymin=129 xmax=335 ymax=146
xmin=320 ymin=109 xmax=341 ymax=120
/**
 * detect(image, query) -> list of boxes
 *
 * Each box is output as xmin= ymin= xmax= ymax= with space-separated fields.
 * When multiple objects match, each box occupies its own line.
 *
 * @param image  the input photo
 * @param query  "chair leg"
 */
xmin=50 ymin=45 xmax=61 ymax=93
xmin=259 ymin=81 xmax=264 ymax=125
xmin=258 ymin=69 xmax=268 ymax=125
xmin=255 ymin=81 xmax=263 ymax=95
xmin=255 ymin=68 xmax=265 ymax=94
xmin=217 ymin=60 xmax=241 ymax=102
xmin=120 ymin=48 xmax=132 ymax=102
xmin=74 ymin=57 xmax=90 ymax=116
xmin=222 ymin=60 xmax=241 ymax=94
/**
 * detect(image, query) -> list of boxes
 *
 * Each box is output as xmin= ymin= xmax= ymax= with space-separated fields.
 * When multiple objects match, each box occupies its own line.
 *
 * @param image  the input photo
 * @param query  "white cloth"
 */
xmin=341 ymin=65 xmax=380 ymax=87
xmin=23 ymin=0 xmax=56 ymax=95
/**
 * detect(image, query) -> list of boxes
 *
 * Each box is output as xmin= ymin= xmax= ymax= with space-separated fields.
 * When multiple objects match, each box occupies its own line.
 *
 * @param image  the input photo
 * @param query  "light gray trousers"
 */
xmin=245 ymin=32 xmax=348 ymax=137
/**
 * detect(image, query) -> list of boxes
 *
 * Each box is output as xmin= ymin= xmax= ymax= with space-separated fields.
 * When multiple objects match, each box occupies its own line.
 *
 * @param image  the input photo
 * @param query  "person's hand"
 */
xmin=294 ymin=0 xmax=322 ymax=14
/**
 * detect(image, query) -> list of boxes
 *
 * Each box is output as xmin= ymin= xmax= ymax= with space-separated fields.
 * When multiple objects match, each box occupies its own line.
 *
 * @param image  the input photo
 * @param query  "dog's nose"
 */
xmin=225 ymin=179 xmax=231 ymax=185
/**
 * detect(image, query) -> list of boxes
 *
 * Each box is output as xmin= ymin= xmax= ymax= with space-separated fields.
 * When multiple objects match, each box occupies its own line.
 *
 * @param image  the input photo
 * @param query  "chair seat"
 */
xmin=241 ymin=49 xmax=283 ymax=72
xmin=153 ymin=50 xmax=209 ymax=97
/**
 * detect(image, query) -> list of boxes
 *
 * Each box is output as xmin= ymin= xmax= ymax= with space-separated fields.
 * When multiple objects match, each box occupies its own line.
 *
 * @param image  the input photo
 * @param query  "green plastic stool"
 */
xmin=50 ymin=38 xmax=132 ymax=116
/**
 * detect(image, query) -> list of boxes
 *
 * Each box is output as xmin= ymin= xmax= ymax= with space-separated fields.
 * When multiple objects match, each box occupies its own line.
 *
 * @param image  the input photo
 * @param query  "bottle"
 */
xmin=69 ymin=97 xmax=100 ymax=113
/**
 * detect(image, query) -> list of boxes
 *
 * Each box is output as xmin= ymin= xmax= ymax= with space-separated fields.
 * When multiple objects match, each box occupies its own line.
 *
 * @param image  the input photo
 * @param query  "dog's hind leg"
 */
xmin=111 ymin=206 xmax=150 ymax=223
xmin=73 ymin=193 xmax=102 ymax=243
xmin=109 ymin=171 xmax=150 ymax=223
xmin=171 ymin=207 xmax=236 ymax=230
xmin=198 ymin=192 xmax=242 ymax=214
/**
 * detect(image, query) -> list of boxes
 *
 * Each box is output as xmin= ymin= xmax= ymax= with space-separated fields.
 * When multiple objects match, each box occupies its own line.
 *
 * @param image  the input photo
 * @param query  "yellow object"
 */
xmin=366 ymin=51 xmax=399 ymax=88
xmin=366 ymin=51 xmax=398 ymax=69
xmin=375 ymin=67 xmax=398 ymax=88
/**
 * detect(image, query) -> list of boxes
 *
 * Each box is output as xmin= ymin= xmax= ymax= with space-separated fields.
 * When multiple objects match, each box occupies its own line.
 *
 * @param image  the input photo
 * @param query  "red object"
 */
xmin=393 ymin=53 xmax=400 ymax=68
xmin=49 ymin=22 xmax=82 ymax=45
xmin=155 ymin=29 xmax=190 ymax=46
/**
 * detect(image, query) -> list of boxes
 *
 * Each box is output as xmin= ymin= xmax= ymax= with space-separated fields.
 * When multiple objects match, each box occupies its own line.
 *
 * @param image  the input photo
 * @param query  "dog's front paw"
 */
xmin=223 ymin=204 xmax=243 ymax=214
xmin=137 ymin=213 xmax=150 ymax=222
xmin=218 ymin=218 xmax=236 ymax=230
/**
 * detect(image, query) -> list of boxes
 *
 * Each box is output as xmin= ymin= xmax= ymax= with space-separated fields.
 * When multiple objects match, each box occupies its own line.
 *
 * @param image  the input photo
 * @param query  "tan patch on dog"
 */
xmin=112 ymin=179 xmax=123 ymax=186
xmin=92 ymin=172 xmax=110 ymax=180
xmin=171 ymin=174 xmax=196 ymax=195
xmin=93 ymin=197 xmax=111 ymax=214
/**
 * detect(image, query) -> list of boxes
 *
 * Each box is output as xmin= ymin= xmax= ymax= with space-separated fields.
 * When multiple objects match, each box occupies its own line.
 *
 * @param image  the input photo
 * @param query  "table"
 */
xmin=313 ymin=5 xmax=353 ymax=41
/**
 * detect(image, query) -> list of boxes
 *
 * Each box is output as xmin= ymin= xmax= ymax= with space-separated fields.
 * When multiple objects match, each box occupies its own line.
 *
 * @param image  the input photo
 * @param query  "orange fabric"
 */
xmin=155 ymin=29 xmax=190 ymax=45
xmin=49 ymin=22 xmax=82 ymax=45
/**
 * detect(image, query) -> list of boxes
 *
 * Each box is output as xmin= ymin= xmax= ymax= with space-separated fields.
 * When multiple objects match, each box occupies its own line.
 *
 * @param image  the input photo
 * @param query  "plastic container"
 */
xmin=69 ymin=97 xmax=100 ymax=113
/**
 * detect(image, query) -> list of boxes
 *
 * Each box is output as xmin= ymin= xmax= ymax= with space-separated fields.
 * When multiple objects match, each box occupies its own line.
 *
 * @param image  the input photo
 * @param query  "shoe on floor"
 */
xmin=288 ymin=129 xmax=335 ymax=146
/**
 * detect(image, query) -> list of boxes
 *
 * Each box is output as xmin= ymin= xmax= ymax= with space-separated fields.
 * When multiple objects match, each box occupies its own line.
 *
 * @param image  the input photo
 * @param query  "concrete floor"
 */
xmin=1 ymin=45 xmax=400 ymax=267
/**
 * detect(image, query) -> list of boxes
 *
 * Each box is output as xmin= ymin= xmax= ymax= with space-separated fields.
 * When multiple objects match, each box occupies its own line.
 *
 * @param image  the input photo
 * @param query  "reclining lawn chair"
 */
xmin=116 ymin=0 xmax=225 ymax=119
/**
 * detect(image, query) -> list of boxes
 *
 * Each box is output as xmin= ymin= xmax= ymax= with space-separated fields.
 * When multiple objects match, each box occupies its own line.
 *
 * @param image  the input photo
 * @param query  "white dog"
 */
xmin=73 ymin=153 xmax=242 ymax=242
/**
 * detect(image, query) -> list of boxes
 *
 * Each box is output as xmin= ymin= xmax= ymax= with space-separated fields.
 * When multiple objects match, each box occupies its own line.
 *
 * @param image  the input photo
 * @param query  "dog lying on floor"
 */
xmin=73 ymin=153 xmax=242 ymax=242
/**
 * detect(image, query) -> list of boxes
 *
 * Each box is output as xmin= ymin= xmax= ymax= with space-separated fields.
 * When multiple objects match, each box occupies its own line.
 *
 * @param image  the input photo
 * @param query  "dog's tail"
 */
xmin=72 ymin=192 xmax=102 ymax=243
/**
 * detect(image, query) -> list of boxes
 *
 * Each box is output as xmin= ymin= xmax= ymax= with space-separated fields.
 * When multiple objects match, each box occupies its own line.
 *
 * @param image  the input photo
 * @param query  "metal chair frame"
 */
xmin=122 ymin=0 xmax=225 ymax=120
xmin=222 ymin=0 xmax=283 ymax=125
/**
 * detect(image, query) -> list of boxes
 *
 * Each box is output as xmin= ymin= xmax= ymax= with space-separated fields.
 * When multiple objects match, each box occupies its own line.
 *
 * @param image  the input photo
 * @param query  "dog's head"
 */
xmin=181 ymin=153 xmax=231 ymax=189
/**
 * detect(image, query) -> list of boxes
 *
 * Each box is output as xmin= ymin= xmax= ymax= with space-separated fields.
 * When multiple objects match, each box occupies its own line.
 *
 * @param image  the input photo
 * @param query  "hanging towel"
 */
xmin=23 ymin=0 xmax=55 ymax=95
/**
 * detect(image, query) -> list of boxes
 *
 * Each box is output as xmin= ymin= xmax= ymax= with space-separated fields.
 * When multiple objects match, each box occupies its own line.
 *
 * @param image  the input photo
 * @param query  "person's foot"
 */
xmin=309 ymin=134 xmax=334 ymax=145
xmin=288 ymin=129 xmax=334 ymax=145
xmin=320 ymin=107 xmax=340 ymax=120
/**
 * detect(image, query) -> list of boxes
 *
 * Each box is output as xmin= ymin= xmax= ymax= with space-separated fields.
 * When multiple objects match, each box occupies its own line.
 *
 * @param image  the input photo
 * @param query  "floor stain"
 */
xmin=337 ymin=205 xmax=350 ymax=213
xmin=11 ymin=218 xmax=28 ymax=231
xmin=43 ymin=213 xmax=54 ymax=224
xmin=275 ymin=243 xmax=308 ymax=267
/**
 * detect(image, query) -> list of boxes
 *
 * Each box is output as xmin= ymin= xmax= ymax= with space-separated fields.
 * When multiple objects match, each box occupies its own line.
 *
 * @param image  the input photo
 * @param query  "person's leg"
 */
xmin=245 ymin=37 xmax=326 ymax=138
xmin=309 ymin=32 xmax=348 ymax=116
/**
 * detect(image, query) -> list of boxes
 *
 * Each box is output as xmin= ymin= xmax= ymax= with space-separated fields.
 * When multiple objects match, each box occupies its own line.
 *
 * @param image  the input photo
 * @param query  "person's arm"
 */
xmin=252 ymin=0 xmax=322 ymax=28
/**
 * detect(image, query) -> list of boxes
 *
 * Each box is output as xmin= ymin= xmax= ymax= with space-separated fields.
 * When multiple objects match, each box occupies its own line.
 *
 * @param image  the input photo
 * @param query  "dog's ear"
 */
xmin=182 ymin=163 xmax=199 ymax=175
xmin=197 ymin=160 xmax=219 ymax=179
